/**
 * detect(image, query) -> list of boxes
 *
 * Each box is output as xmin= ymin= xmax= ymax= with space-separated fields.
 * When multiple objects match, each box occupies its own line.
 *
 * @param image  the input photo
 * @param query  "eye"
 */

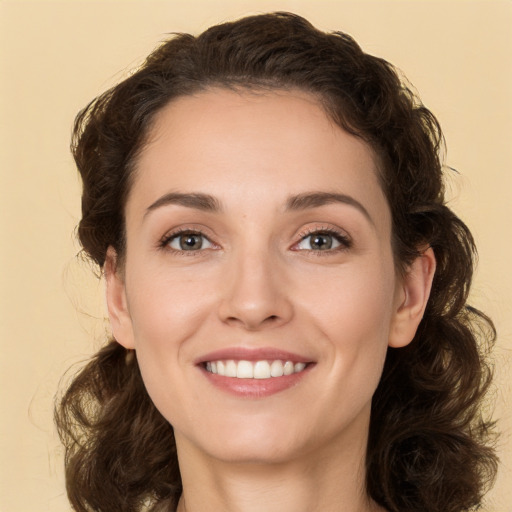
xmin=294 ymin=231 xmax=349 ymax=251
xmin=166 ymin=231 xmax=214 ymax=251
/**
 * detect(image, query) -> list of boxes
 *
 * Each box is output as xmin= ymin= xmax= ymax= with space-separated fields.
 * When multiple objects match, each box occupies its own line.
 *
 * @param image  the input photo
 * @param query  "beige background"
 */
xmin=1 ymin=1 xmax=511 ymax=510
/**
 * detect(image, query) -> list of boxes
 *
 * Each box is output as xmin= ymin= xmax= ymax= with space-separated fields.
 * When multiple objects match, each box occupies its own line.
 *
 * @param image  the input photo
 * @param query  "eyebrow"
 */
xmin=144 ymin=190 xmax=373 ymax=225
xmin=144 ymin=192 xmax=222 ymax=218
xmin=285 ymin=192 xmax=374 ymax=225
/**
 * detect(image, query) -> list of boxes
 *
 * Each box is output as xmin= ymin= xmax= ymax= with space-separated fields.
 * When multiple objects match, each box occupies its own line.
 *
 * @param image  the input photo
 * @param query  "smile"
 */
xmin=205 ymin=360 xmax=307 ymax=379
xmin=197 ymin=348 xmax=314 ymax=397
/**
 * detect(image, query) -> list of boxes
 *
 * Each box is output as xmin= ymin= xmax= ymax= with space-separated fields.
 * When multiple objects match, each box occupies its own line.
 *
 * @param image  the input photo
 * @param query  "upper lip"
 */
xmin=195 ymin=347 xmax=314 ymax=365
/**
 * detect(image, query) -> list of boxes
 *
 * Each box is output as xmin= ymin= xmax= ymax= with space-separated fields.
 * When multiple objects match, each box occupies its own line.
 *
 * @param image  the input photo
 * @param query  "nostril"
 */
xmin=262 ymin=315 xmax=280 ymax=324
xmin=224 ymin=313 xmax=282 ymax=330
xmin=261 ymin=315 xmax=281 ymax=326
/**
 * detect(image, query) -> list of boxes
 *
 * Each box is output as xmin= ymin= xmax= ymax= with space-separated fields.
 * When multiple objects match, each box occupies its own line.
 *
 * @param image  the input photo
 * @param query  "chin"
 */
xmin=206 ymin=437 xmax=303 ymax=465
xmin=179 ymin=414 xmax=311 ymax=465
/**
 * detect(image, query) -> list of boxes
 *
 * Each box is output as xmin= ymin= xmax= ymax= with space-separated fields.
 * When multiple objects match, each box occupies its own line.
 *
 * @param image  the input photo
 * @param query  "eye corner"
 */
xmin=291 ymin=226 xmax=352 ymax=254
xmin=158 ymin=227 xmax=219 ymax=254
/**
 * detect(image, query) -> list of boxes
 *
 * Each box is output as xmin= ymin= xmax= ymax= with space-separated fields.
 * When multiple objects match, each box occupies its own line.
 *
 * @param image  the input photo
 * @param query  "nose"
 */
xmin=217 ymin=246 xmax=294 ymax=331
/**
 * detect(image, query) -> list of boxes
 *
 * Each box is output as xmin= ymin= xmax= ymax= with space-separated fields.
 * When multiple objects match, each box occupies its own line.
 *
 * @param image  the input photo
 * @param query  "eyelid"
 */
xmin=169 ymin=232 xmax=214 ymax=251
xmin=157 ymin=223 xmax=351 ymax=253
xmin=158 ymin=225 xmax=219 ymax=252
xmin=291 ymin=225 xmax=352 ymax=252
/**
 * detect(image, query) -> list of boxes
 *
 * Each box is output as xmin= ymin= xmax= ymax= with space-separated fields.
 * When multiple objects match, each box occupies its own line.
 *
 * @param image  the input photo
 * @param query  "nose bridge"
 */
xmin=219 ymin=239 xmax=292 ymax=329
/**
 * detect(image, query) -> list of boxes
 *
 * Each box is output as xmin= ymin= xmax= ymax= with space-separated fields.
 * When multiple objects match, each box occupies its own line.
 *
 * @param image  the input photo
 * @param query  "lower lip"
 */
xmin=199 ymin=364 xmax=314 ymax=398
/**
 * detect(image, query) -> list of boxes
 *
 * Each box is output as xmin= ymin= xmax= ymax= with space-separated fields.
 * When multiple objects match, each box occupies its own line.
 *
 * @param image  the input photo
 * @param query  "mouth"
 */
xmin=203 ymin=359 xmax=308 ymax=379
xmin=196 ymin=348 xmax=314 ymax=397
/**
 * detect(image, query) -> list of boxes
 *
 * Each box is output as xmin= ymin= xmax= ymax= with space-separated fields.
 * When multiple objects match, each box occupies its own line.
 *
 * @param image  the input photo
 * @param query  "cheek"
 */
xmin=302 ymin=258 xmax=397 ymax=338
xmin=125 ymin=271 xmax=215 ymax=425
xmin=123 ymin=267 xmax=209 ymax=378
xmin=126 ymin=264 xmax=216 ymax=343
xmin=300 ymin=260 xmax=397 ymax=386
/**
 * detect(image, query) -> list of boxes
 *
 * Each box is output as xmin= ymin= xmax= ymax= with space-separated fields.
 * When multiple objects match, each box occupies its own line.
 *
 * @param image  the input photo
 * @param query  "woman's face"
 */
xmin=108 ymin=88 xmax=410 ymax=465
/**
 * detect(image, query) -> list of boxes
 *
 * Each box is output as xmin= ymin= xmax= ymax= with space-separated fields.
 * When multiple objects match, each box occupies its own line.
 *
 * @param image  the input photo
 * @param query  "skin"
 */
xmin=105 ymin=88 xmax=435 ymax=512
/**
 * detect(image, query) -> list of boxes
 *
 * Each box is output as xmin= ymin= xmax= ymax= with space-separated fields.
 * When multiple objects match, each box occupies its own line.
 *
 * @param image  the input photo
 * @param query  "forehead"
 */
xmin=128 ymin=88 xmax=390 ymax=231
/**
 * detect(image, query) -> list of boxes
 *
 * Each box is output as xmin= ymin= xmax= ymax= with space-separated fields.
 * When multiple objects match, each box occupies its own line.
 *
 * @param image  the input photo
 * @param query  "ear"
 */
xmin=104 ymin=246 xmax=135 ymax=349
xmin=388 ymin=247 xmax=436 ymax=348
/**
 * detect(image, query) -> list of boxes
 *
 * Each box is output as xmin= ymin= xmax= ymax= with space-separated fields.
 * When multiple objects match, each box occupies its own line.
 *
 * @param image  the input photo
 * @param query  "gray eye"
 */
xmin=168 ymin=233 xmax=213 ymax=251
xmin=296 ymin=233 xmax=341 ymax=251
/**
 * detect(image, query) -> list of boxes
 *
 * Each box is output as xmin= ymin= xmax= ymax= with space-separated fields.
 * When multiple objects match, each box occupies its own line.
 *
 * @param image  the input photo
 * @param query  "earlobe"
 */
xmin=104 ymin=247 xmax=135 ymax=349
xmin=388 ymin=247 xmax=436 ymax=348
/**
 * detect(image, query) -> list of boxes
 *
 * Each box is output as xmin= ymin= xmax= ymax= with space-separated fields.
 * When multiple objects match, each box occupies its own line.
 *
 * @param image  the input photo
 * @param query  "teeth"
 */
xmin=225 ymin=360 xmax=237 ymax=377
xmin=205 ymin=359 xmax=308 ymax=379
xmin=270 ymin=360 xmax=284 ymax=377
xmin=294 ymin=362 xmax=306 ymax=373
xmin=283 ymin=361 xmax=294 ymax=375
xmin=254 ymin=361 xmax=271 ymax=379
xmin=236 ymin=360 xmax=253 ymax=379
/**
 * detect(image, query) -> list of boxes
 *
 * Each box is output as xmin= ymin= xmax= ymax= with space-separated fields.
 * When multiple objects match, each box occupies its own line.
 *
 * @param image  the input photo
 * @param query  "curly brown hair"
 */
xmin=55 ymin=12 xmax=497 ymax=512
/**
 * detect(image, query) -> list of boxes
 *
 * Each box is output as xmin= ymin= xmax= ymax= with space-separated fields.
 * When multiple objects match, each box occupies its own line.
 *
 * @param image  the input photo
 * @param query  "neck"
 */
xmin=175 ymin=428 xmax=384 ymax=512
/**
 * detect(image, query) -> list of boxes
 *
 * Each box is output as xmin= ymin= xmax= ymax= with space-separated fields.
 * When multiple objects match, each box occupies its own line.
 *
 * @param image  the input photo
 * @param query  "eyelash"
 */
xmin=293 ymin=227 xmax=352 ymax=254
xmin=159 ymin=228 xmax=216 ymax=256
xmin=158 ymin=226 xmax=352 ymax=255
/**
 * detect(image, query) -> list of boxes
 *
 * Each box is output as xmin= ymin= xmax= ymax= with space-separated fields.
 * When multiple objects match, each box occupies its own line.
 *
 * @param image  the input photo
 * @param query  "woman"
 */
xmin=55 ymin=12 xmax=497 ymax=512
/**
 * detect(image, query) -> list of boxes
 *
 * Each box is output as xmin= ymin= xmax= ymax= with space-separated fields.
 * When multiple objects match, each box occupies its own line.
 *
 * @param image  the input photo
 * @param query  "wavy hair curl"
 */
xmin=55 ymin=12 xmax=497 ymax=512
